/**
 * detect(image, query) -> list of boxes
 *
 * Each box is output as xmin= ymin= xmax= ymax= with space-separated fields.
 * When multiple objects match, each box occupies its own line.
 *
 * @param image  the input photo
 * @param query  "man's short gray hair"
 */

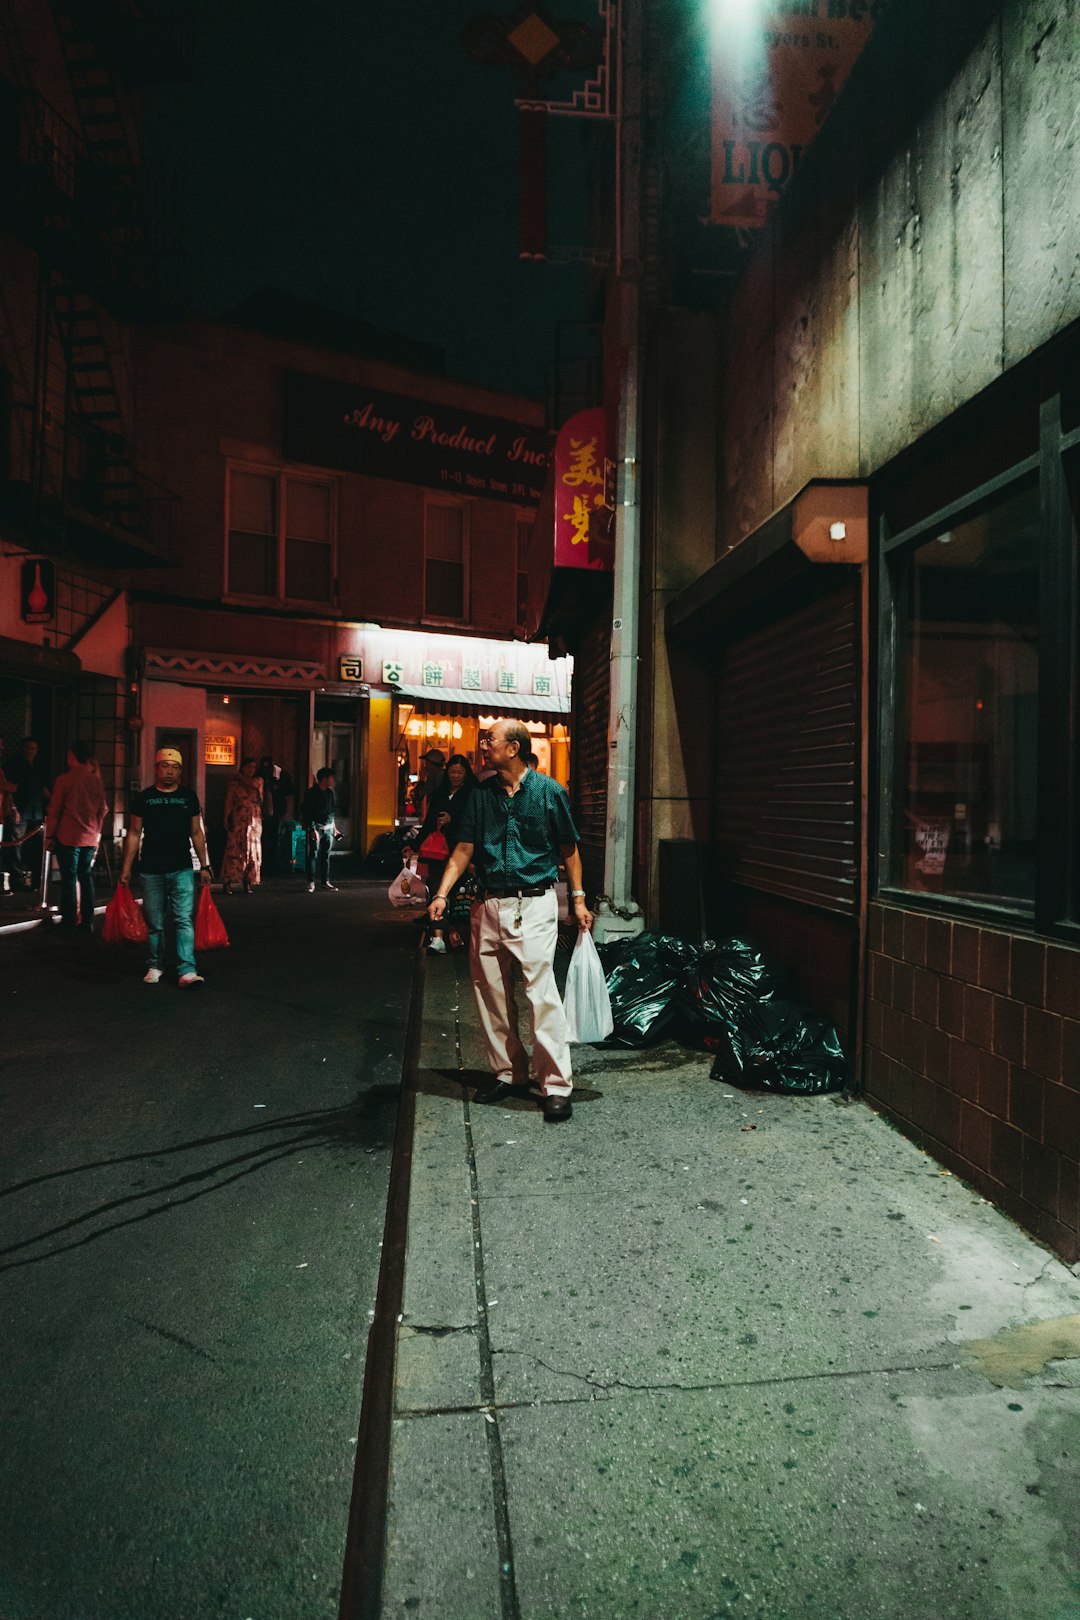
xmin=502 ymin=721 xmax=532 ymax=757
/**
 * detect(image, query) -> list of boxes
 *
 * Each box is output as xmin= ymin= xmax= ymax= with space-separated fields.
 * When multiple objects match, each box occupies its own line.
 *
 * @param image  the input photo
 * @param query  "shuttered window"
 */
xmin=713 ymin=584 xmax=858 ymax=915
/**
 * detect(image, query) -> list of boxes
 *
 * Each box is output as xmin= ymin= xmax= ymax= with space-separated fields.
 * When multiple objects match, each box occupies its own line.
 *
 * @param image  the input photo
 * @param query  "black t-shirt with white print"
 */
xmin=133 ymin=786 xmax=201 ymax=875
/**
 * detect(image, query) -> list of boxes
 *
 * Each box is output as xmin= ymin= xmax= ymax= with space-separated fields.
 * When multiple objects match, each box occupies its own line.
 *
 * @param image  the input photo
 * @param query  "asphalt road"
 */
xmin=0 ymin=874 xmax=418 ymax=1620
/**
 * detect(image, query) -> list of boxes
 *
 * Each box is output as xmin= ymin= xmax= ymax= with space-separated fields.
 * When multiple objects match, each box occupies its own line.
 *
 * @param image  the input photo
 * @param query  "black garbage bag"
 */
xmin=710 ymin=997 xmax=846 ymax=1095
xmin=364 ymin=829 xmax=409 ymax=877
xmin=599 ymin=932 xmax=708 ymax=1047
xmin=686 ymin=937 xmax=786 ymax=1042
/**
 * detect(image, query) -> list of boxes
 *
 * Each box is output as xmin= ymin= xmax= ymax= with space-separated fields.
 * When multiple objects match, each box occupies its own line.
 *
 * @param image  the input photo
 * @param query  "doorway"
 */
xmin=311 ymin=720 xmax=355 ymax=847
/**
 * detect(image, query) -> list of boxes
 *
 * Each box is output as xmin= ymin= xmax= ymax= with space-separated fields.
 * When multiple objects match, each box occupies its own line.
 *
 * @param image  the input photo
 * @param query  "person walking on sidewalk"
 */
xmin=427 ymin=719 xmax=592 ymax=1122
xmin=119 ymin=748 xmax=213 ymax=988
xmin=301 ymin=768 xmax=337 ymax=893
xmin=45 ymin=741 xmax=107 ymax=934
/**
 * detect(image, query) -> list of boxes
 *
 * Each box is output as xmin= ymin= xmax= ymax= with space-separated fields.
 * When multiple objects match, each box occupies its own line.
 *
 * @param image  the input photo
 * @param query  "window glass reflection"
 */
xmin=894 ymin=480 xmax=1040 ymax=906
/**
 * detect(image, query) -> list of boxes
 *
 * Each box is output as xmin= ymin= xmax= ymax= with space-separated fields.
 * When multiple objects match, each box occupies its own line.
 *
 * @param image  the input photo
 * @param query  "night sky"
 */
xmin=147 ymin=0 xmax=597 ymax=398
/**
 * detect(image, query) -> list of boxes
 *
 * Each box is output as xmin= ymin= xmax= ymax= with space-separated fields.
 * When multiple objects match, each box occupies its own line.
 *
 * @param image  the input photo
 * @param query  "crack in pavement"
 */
xmin=489 ymin=1345 xmax=965 ymax=1399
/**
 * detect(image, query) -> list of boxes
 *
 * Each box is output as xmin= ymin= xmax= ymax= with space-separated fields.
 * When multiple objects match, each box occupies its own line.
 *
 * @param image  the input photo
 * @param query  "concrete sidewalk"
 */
xmin=383 ymin=949 xmax=1080 ymax=1620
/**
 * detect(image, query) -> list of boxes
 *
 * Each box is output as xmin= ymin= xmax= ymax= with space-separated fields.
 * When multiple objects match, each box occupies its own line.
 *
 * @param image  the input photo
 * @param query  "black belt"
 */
xmin=478 ymin=883 xmax=553 ymax=899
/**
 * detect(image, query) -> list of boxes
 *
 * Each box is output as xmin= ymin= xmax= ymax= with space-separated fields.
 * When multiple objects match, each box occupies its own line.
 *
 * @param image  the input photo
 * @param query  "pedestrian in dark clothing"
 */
xmin=6 ymin=738 xmax=50 ymax=890
xmin=119 ymin=747 xmax=213 ymax=988
xmin=428 ymin=719 xmax=592 ymax=1121
xmin=412 ymin=753 xmax=476 ymax=953
xmin=45 ymin=741 xmax=108 ymax=933
xmin=301 ymin=768 xmax=337 ymax=892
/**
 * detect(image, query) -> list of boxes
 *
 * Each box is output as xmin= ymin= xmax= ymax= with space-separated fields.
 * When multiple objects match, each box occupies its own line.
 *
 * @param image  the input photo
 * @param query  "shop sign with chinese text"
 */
xmin=282 ymin=372 xmax=549 ymax=505
xmin=553 ymin=408 xmax=613 ymax=571
xmin=710 ymin=2 xmax=877 ymax=230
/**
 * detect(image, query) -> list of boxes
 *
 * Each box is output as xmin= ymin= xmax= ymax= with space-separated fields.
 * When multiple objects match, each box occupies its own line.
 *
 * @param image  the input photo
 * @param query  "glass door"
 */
xmin=312 ymin=721 xmax=355 ymax=848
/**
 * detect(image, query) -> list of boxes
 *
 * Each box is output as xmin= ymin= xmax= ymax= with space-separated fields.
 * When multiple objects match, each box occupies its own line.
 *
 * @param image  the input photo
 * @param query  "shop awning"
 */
xmin=392 ymin=684 xmax=570 ymax=717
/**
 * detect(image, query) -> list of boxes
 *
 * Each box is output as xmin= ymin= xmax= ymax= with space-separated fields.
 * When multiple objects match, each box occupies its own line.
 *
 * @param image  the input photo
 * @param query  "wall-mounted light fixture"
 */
xmin=792 ymin=481 xmax=868 ymax=564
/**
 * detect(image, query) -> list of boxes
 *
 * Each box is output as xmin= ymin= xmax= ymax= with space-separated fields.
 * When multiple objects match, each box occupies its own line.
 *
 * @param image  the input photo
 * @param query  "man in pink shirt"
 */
xmin=45 ymin=742 xmax=108 ymax=935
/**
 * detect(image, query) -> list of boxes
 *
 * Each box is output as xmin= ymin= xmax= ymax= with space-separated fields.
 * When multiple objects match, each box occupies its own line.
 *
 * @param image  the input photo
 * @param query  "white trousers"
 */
xmin=469 ymin=889 xmax=572 ymax=1097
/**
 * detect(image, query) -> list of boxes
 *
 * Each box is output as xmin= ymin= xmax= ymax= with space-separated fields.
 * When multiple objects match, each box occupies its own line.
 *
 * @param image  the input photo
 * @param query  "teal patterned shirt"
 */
xmin=456 ymin=770 xmax=580 ymax=889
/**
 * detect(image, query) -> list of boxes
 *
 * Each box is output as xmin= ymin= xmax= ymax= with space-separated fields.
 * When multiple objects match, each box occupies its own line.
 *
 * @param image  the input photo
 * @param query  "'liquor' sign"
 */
xmin=282 ymin=373 xmax=549 ymax=506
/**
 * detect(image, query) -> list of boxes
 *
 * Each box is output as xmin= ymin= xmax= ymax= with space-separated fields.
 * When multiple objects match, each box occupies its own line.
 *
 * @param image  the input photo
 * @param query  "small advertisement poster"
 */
xmin=710 ymin=3 xmax=877 ymax=230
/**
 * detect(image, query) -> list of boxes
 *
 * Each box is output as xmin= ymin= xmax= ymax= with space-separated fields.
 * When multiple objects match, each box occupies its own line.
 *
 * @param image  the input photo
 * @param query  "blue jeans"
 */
xmin=141 ymin=868 xmax=196 ymax=978
xmin=305 ymin=826 xmax=332 ymax=884
xmin=56 ymin=843 xmax=97 ymax=929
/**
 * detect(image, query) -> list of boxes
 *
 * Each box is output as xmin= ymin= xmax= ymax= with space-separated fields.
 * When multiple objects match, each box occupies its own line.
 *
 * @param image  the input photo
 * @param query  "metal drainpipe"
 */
xmin=596 ymin=0 xmax=645 ymax=941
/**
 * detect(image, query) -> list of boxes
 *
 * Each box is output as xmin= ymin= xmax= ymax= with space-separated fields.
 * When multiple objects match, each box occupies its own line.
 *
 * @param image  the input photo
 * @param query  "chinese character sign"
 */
xmin=461 ymin=665 xmax=482 ymax=691
xmin=422 ymin=662 xmax=445 ymax=688
xmin=710 ymin=3 xmax=877 ymax=230
xmin=553 ymin=407 xmax=612 ymax=571
xmin=339 ymin=655 xmax=364 ymax=682
xmin=382 ymin=659 xmax=404 ymax=686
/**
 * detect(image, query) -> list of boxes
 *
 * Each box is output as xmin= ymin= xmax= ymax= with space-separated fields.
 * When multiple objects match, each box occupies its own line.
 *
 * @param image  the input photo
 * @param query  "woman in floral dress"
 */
xmin=221 ymin=757 xmax=263 ymax=893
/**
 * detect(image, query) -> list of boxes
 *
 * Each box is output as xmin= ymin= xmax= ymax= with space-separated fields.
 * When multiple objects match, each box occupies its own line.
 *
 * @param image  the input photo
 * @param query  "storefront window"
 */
xmin=892 ymin=479 xmax=1040 ymax=907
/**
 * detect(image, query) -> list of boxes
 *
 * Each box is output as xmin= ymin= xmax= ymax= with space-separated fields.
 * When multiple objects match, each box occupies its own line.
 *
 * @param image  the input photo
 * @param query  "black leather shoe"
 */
xmin=480 ymin=1080 xmax=532 ymax=1104
xmin=542 ymin=1094 xmax=573 ymax=1122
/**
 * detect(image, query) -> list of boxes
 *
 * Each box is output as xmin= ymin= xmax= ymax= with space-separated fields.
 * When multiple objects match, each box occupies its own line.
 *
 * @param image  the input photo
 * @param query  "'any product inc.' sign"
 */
xmin=282 ymin=372 xmax=549 ymax=506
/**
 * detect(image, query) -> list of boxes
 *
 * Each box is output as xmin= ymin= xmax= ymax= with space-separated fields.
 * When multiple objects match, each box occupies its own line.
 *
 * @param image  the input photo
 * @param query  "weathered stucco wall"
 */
xmin=720 ymin=1 xmax=1079 ymax=548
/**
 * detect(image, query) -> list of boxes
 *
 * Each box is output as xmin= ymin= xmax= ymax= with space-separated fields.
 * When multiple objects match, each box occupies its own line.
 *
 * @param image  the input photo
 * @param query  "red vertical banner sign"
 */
xmin=518 ymin=105 xmax=547 ymax=261
xmin=710 ymin=5 xmax=876 ymax=230
xmin=553 ymin=407 xmax=611 ymax=571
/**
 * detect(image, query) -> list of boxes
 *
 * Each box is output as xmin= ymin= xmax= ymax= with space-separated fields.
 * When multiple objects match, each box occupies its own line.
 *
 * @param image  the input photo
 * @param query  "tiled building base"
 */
xmin=865 ymin=902 xmax=1080 ymax=1264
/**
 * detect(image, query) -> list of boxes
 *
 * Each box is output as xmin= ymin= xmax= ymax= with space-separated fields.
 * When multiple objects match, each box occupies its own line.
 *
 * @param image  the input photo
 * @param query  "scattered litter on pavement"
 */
xmin=741 ymin=1124 xmax=758 ymax=1131
xmin=296 ymin=1262 xmax=308 ymax=1269
xmin=253 ymin=1103 xmax=266 ymax=1109
xmin=483 ymin=1411 xmax=495 ymax=1424
xmin=740 ymin=1198 xmax=749 ymax=1205
xmin=505 ymin=1140 xmax=518 ymax=1145
xmin=487 ymin=1300 xmax=498 ymax=1307
xmin=928 ymin=1235 xmax=941 ymax=1243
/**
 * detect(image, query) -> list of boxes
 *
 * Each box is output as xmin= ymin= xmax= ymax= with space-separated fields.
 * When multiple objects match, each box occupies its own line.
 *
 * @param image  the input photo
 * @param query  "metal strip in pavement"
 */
xmin=338 ymin=939 xmax=426 ymax=1620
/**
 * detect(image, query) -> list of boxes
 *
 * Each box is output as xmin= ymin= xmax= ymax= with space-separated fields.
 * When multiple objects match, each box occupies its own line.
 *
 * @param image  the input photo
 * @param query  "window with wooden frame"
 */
xmin=226 ymin=466 xmax=335 ymax=606
xmin=424 ymin=501 xmax=467 ymax=622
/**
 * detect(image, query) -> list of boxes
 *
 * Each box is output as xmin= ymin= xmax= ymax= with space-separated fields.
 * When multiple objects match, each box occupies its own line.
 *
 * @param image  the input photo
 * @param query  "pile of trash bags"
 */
xmin=594 ymin=932 xmax=846 ymax=1096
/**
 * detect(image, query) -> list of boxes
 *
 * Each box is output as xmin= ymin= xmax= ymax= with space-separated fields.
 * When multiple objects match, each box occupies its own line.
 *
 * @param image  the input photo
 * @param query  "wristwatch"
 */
xmin=571 ymin=889 xmax=586 ymax=898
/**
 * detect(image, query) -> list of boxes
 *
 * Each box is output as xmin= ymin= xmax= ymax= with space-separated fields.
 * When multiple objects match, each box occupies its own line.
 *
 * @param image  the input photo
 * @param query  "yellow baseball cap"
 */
xmin=155 ymin=747 xmax=182 ymax=764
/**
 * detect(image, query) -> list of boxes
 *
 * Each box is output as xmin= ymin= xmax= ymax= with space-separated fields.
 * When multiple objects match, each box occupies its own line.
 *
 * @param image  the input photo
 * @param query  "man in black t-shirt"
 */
xmin=120 ymin=748 xmax=213 ymax=987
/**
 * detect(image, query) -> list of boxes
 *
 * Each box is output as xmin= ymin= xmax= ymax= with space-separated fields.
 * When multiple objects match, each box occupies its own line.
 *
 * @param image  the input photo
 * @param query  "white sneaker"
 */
xmin=143 ymin=967 xmax=163 ymax=985
xmin=428 ymin=935 xmax=447 ymax=954
xmin=178 ymin=973 xmax=204 ymax=989
xmin=307 ymin=881 xmax=316 ymax=893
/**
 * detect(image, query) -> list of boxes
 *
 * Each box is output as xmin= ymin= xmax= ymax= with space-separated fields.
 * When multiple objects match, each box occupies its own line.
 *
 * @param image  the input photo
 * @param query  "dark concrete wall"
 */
xmin=718 ymin=3 xmax=1080 ymax=552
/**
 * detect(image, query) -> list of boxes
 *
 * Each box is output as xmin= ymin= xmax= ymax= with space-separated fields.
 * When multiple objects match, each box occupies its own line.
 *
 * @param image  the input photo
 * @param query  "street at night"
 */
xmin=0 ymin=879 xmax=412 ymax=1618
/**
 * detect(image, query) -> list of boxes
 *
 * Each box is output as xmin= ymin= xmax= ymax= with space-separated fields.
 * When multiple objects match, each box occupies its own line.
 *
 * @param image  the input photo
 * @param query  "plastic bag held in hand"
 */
xmin=563 ymin=929 xmax=614 ymax=1044
xmin=388 ymin=865 xmax=428 ymax=908
xmin=193 ymin=885 xmax=230 ymax=950
xmin=101 ymin=883 xmax=149 ymax=945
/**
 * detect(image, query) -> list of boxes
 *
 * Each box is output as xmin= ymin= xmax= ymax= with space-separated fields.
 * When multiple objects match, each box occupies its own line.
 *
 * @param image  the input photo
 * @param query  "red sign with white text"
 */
xmin=553 ymin=408 xmax=612 ymax=570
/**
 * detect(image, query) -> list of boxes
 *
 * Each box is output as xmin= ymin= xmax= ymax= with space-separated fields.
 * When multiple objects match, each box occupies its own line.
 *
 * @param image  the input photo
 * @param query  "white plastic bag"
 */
xmin=563 ymin=928 xmax=614 ymax=1043
xmin=388 ymin=864 xmax=428 ymax=909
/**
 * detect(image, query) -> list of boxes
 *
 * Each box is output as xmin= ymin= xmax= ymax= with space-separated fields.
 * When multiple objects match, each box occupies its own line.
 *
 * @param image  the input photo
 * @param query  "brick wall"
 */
xmin=865 ymin=901 xmax=1080 ymax=1263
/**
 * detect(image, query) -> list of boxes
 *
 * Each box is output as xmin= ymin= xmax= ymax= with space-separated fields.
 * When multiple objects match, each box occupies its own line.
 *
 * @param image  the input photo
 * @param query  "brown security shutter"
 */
xmin=570 ymin=614 xmax=610 ymax=897
xmin=714 ymin=582 xmax=858 ymax=915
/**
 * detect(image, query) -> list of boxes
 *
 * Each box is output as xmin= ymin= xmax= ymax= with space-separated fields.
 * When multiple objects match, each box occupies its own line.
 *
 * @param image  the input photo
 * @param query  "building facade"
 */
xmin=128 ymin=305 xmax=568 ymax=858
xmin=0 ymin=0 xmax=186 ymax=842
xmin=611 ymin=0 xmax=1080 ymax=1258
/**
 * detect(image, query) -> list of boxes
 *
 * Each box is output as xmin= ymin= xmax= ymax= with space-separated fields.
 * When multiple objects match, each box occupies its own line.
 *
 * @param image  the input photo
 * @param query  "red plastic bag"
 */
xmin=102 ymin=883 xmax=149 ymax=945
xmin=418 ymin=830 xmax=449 ymax=860
xmin=193 ymin=884 xmax=230 ymax=950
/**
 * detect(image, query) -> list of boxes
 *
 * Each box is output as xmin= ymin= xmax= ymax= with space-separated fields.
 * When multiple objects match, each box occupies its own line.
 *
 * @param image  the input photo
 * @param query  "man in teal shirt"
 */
xmin=428 ymin=719 xmax=592 ymax=1121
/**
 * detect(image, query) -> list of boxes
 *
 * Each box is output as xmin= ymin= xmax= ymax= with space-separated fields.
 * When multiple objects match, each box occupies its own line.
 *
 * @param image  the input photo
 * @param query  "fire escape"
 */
xmin=0 ymin=1 xmax=189 ymax=567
